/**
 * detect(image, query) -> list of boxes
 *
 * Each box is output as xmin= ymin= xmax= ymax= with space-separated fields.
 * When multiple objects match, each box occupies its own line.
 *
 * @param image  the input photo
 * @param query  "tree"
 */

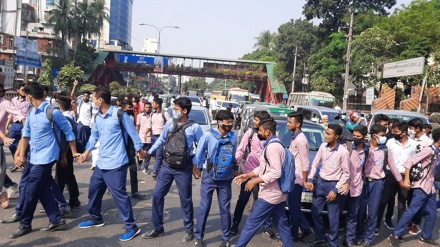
xmin=46 ymin=0 xmax=73 ymax=60
xmin=184 ymin=77 xmax=208 ymax=93
xmin=310 ymin=76 xmax=335 ymax=92
xmin=253 ymin=30 xmax=276 ymax=50
xmin=79 ymin=83 xmax=96 ymax=93
xmin=39 ymin=59 xmax=54 ymax=87
xmin=57 ymin=62 xmax=84 ymax=91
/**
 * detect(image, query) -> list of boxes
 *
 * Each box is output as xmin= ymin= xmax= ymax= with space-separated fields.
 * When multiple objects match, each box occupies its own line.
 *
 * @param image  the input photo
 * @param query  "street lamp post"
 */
xmin=139 ymin=23 xmax=180 ymax=54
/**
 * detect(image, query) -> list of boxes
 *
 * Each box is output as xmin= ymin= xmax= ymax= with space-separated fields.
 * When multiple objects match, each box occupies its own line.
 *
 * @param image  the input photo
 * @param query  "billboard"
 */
xmin=119 ymin=54 xmax=169 ymax=66
xmin=383 ymin=57 xmax=425 ymax=78
xmin=14 ymin=36 xmax=38 ymax=52
xmin=365 ymin=87 xmax=374 ymax=105
xmin=16 ymin=50 xmax=42 ymax=68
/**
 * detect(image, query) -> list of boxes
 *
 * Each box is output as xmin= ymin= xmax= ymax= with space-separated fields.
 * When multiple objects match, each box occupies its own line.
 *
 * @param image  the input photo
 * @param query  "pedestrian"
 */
xmin=142 ymin=97 xmax=203 ymax=243
xmin=230 ymin=111 xmax=275 ymax=239
xmin=345 ymin=112 xmax=362 ymax=133
xmin=233 ymin=118 xmax=293 ymax=247
xmin=321 ymin=115 xmax=329 ymax=128
xmin=304 ymin=124 xmax=350 ymax=247
xmin=210 ymin=97 xmax=218 ymax=118
xmin=423 ymin=124 xmax=432 ymax=139
xmin=193 ymin=110 xmax=238 ymax=247
xmin=9 ymin=82 xmax=79 ymax=239
xmin=76 ymin=87 xmax=147 ymax=241
xmin=136 ymin=102 xmax=153 ymax=174
xmin=388 ymin=128 xmax=440 ymax=247
xmin=150 ymin=98 xmax=170 ymax=179
xmin=355 ymin=124 xmax=409 ymax=247
xmin=71 ymin=79 xmax=95 ymax=142
xmin=286 ymin=111 xmax=314 ymax=241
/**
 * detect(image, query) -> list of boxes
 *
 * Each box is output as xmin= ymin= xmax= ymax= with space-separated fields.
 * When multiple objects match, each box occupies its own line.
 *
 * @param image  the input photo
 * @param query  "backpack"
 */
xmin=206 ymin=129 xmax=236 ymax=181
xmin=410 ymin=145 xmax=436 ymax=182
xmin=75 ymin=122 xmax=87 ymax=153
xmin=164 ymin=119 xmax=195 ymax=169
xmin=263 ymin=139 xmax=296 ymax=194
xmin=46 ymin=105 xmax=76 ymax=154
xmin=117 ymin=109 xmax=136 ymax=158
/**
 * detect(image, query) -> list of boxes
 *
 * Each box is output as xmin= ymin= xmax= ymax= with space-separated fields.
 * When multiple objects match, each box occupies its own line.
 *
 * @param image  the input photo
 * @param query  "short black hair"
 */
xmin=423 ymin=123 xmax=433 ymax=130
xmin=23 ymin=82 xmax=45 ymax=100
xmin=17 ymin=83 xmax=25 ymax=90
xmin=216 ymin=110 xmax=234 ymax=121
xmin=260 ymin=118 xmax=276 ymax=133
xmin=389 ymin=118 xmax=400 ymax=126
xmin=254 ymin=111 xmax=271 ymax=121
xmin=327 ymin=123 xmax=342 ymax=136
xmin=353 ymin=125 xmax=368 ymax=136
xmin=432 ymin=128 xmax=440 ymax=142
xmin=174 ymin=97 xmax=192 ymax=114
xmin=42 ymin=85 xmax=50 ymax=93
xmin=144 ymin=101 xmax=152 ymax=106
xmin=287 ymin=111 xmax=304 ymax=127
xmin=83 ymin=91 xmax=91 ymax=95
xmin=153 ymin=98 xmax=163 ymax=106
xmin=392 ymin=122 xmax=408 ymax=133
xmin=93 ymin=87 xmax=111 ymax=104
xmin=408 ymin=118 xmax=423 ymax=130
xmin=57 ymin=95 xmax=71 ymax=111
xmin=373 ymin=114 xmax=390 ymax=124
xmin=370 ymin=124 xmax=387 ymax=136
xmin=120 ymin=99 xmax=133 ymax=109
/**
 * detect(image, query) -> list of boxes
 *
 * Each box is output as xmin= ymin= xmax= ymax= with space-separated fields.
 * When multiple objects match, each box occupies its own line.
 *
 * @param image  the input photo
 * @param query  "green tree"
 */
xmin=79 ymin=83 xmax=96 ymax=93
xmin=68 ymin=43 xmax=99 ymax=73
xmin=57 ymin=62 xmax=84 ymax=91
xmin=310 ymin=76 xmax=335 ymax=92
xmin=39 ymin=59 xmax=54 ymax=87
xmin=46 ymin=0 xmax=73 ymax=60
xmin=253 ymin=30 xmax=276 ymax=50
xmin=184 ymin=77 xmax=208 ymax=93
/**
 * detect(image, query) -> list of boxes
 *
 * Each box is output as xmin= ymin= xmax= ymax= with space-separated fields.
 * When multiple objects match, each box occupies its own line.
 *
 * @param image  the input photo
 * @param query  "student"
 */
xmin=342 ymin=125 xmax=368 ymax=246
xmin=142 ymin=97 xmax=203 ymax=243
xmin=193 ymin=110 xmax=238 ymax=247
xmin=230 ymin=110 xmax=275 ymax=238
xmin=423 ymin=124 xmax=432 ymax=139
xmin=355 ymin=124 xmax=408 ymax=247
xmin=76 ymin=87 xmax=147 ymax=242
xmin=136 ymin=102 xmax=153 ymax=174
xmin=388 ymin=128 xmax=440 ymax=247
xmin=304 ymin=124 xmax=350 ymax=247
xmin=286 ymin=111 xmax=313 ymax=241
xmin=233 ymin=118 xmax=293 ymax=247
xmin=150 ymin=98 xmax=170 ymax=179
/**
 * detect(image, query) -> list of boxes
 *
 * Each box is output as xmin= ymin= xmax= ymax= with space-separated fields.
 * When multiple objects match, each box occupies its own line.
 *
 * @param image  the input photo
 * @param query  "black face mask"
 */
xmin=392 ymin=133 xmax=403 ymax=141
xmin=221 ymin=124 xmax=233 ymax=132
xmin=126 ymin=110 xmax=134 ymax=116
xmin=257 ymin=133 xmax=265 ymax=141
xmin=353 ymin=138 xmax=364 ymax=146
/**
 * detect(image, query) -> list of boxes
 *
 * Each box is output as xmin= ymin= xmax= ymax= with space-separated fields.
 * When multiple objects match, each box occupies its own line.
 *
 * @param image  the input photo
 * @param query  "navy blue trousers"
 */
xmin=288 ymin=183 xmax=311 ymax=238
xmin=142 ymin=143 xmax=152 ymax=170
xmin=20 ymin=162 xmax=62 ymax=226
xmin=152 ymin=135 xmax=164 ymax=175
xmin=195 ymin=170 xmax=232 ymax=241
xmin=356 ymin=179 xmax=384 ymax=244
xmin=87 ymin=164 xmax=137 ymax=230
xmin=152 ymin=164 xmax=194 ymax=232
xmin=394 ymin=189 xmax=437 ymax=240
xmin=311 ymin=178 xmax=340 ymax=247
xmin=8 ymin=122 xmax=23 ymax=158
xmin=345 ymin=195 xmax=361 ymax=244
xmin=235 ymin=198 xmax=293 ymax=247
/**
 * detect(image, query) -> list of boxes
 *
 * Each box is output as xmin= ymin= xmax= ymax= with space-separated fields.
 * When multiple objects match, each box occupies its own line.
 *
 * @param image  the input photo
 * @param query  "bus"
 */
xmin=287 ymin=91 xmax=335 ymax=109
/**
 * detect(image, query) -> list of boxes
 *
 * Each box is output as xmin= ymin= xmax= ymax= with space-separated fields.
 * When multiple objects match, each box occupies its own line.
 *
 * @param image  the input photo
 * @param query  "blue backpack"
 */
xmin=207 ymin=129 xmax=236 ymax=181
xmin=263 ymin=139 xmax=296 ymax=194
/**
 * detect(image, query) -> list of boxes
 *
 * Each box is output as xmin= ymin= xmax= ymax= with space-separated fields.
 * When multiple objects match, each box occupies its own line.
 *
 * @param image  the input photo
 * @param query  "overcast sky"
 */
xmin=131 ymin=0 xmax=414 ymax=59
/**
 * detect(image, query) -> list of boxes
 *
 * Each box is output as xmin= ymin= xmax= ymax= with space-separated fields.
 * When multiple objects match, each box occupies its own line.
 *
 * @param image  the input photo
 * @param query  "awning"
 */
xmin=266 ymin=64 xmax=287 ymax=94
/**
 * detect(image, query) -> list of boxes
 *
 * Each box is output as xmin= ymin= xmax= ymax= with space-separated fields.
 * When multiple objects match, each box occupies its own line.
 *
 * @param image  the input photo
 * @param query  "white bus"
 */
xmin=287 ymin=91 xmax=335 ymax=109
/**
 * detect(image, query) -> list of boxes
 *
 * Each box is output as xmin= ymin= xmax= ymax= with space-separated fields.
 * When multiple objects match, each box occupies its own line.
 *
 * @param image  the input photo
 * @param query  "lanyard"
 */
xmin=325 ymin=147 xmax=337 ymax=161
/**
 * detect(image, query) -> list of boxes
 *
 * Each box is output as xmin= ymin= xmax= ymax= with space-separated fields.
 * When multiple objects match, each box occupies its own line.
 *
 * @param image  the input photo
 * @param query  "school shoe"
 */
xmin=230 ymin=223 xmax=238 ymax=235
xmin=308 ymin=239 xmax=328 ymax=247
xmin=119 ymin=226 xmax=141 ymax=241
xmin=10 ymin=166 xmax=19 ymax=172
xmin=0 ymin=192 xmax=9 ymax=209
xmin=10 ymin=225 xmax=32 ymax=239
xmin=142 ymin=228 xmax=164 ymax=239
xmin=219 ymin=240 xmax=230 ymax=247
xmin=61 ymin=207 xmax=73 ymax=218
xmin=41 ymin=219 xmax=67 ymax=231
xmin=374 ymin=228 xmax=379 ymax=236
xmin=384 ymin=220 xmax=395 ymax=230
xmin=152 ymin=173 xmax=157 ymax=180
xmin=195 ymin=239 xmax=204 ymax=247
xmin=78 ymin=219 xmax=105 ymax=228
xmin=69 ymin=200 xmax=81 ymax=209
xmin=1 ymin=213 xmax=21 ymax=223
xmin=388 ymin=234 xmax=400 ymax=247
xmin=298 ymin=228 xmax=314 ymax=240
xmin=418 ymin=236 xmax=440 ymax=246
xmin=262 ymin=227 xmax=277 ymax=240
xmin=182 ymin=230 xmax=195 ymax=242
xmin=409 ymin=224 xmax=421 ymax=235
xmin=131 ymin=192 xmax=144 ymax=199
xmin=361 ymin=240 xmax=371 ymax=247
xmin=7 ymin=183 xmax=18 ymax=198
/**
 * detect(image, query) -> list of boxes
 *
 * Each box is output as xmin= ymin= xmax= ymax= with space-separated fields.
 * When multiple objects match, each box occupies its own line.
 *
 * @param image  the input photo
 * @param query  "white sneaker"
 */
xmin=7 ymin=183 xmax=18 ymax=198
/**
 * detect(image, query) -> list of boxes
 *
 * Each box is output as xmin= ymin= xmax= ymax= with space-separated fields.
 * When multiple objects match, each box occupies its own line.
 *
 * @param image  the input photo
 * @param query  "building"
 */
xmin=0 ymin=60 xmax=16 ymax=88
xmin=142 ymin=38 xmax=158 ymax=53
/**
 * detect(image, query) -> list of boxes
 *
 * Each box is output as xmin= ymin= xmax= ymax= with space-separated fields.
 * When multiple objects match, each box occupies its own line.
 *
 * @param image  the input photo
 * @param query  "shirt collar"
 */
xmin=292 ymin=130 xmax=303 ymax=140
xmin=262 ymin=135 xmax=277 ymax=148
xmin=36 ymin=101 xmax=49 ymax=112
xmin=325 ymin=142 xmax=340 ymax=151
xmin=98 ymin=105 xmax=115 ymax=117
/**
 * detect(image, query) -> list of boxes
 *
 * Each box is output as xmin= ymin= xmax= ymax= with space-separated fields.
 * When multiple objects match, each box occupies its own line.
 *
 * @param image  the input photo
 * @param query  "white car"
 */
xmin=166 ymin=106 xmax=215 ymax=132
xmin=179 ymin=96 xmax=202 ymax=107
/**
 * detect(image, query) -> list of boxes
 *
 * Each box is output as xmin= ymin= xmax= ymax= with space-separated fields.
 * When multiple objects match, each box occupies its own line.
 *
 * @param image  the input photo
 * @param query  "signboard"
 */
xmin=365 ymin=87 xmax=374 ymax=105
xmin=119 ymin=54 xmax=169 ymax=66
xmin=14 ymin=37 xmax=39 ymax=52
xmin=383 ymin=57 xmax=425 ymax=78
xmin=16 ymin=50 xmax=42 ymax=68
xmin=310 ymin=96 xmax=334 ymax=102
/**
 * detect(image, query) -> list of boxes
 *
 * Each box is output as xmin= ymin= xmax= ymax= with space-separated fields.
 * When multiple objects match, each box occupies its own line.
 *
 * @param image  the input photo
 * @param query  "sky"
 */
xmin=131 ymin=0 xmax=414 ymax=60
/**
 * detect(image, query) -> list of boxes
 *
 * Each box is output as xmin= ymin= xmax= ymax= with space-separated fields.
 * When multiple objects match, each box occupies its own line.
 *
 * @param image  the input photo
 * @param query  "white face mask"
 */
xmin=408 ymin=129 xmax=416 ymax=138
xmin=376 ymin=135 xmax=387 ymax=145
xmin=173 ymin=110 xmax=182 ymax=120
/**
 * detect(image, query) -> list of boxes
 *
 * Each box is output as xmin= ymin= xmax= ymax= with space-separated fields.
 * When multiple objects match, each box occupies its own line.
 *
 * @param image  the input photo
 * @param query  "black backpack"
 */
xmin=117 ymin=109 xmax=136 ymax=158
xmin=164 ymin=119 xmax=195 ymax=169
xmin=46 ymin=105 xmax=76 ymax=154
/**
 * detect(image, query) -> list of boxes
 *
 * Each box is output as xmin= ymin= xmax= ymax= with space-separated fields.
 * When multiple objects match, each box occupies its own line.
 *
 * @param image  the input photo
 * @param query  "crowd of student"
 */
xmin=0 ymin=82 xmax=438 ymax=247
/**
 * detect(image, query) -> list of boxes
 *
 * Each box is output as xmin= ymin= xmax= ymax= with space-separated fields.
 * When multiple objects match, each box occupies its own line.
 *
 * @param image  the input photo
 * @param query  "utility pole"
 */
xmin=343 ymin=11 xmax=354 ymax=111
xmin=291 ymin=46 xmax=298 ymax=93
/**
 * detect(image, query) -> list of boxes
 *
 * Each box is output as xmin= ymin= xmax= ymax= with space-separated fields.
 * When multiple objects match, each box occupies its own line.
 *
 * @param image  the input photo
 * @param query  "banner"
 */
xmin=16 ymin=50 xmax=42 ymax=68
xmin=14 ymin=37 xmax=38 ymax=52
xmin=383 ymin=57 xmax=425 ymax=78
xmin=119 ymin=54 xmax=169 ymax=66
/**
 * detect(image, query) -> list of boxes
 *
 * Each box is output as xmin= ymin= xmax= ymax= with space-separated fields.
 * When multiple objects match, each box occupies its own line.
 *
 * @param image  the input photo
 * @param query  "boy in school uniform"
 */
xmin=304 ymin=124 xmax=350 ymax=247
xmin=388 ymin=128 xmax=440 ymax=247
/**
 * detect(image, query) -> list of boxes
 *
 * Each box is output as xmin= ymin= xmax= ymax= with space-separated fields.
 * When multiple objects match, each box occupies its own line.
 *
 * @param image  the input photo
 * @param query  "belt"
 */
xmin=367 ymin=177 xmax=384 ymax=182
xmin=153 ymin=134 xmax=160 ymax=136
xmin=319 ymin=177 xmax=338 ymax=183
xmin=14 ymin=121 xmax=23 ymax=124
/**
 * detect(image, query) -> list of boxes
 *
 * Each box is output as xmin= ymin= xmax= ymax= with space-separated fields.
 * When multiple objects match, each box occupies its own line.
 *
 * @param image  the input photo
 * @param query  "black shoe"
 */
xmin=152 ymin=173 xmax=157 ymax=179
xmin=142 ymin=229 xmax=164 ymax=239
xmin=388 ymin=234 xmax=400 ymax=247
xmin=355 ymin=239 xmax=363 ymax=245
xmin=219 ymin=240 xmax=230 ymax=247
xmin=182 ymin=230 xmax=194 ymax=243
xmin=41 ymin=219 xmax=67 ymax=231
xmin=308 ymin=239 xmax=327 ymax=247
xmin=10 ymin=225 xmax=32 ymax=239
xmin=262 ymin=227 xmax=277 ymax=240
xmin=298 ymin=228 xmax=314 ymax=240
xmin=418 ymin=236 xmax=439 ymax=246
xmin=69 ymin=200 xmax=81 ymax=209
xmin=361 ymin=240 xmax=371 ymax=247
xmin=398 ymin=236 xmax=404 ymax=243
xmin=384 ymin=220 xmax=395 ymax=230
xmin=230 ymin=223 xmax=238 ymax=235
xmin=61 ymin=208 xmax=73 ymax=218
xmin=343 ymin=241 xmax=355 ymax=247
xmin=374 ymin=228 xmax=379 ymax=236
xmin=195 ymin=239 xmax=204 ymax=247
xmin=131 ymin=192 xmax=144 ymax=200
xmin=1 ymin=213 xmax=21 ymax=223
xmin=10 ymin=166 xmax=18 ymax=172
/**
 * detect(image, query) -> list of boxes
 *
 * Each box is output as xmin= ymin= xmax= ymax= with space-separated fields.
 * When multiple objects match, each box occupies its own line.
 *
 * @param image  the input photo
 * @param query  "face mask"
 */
xmin=353 ymin=138 xmax=364 ymax=146
xmin=126 ymin=110 xmax=134 ymax=116
xmin=376 ymin=135 xmax=387 ymax=145
xmin=221 ymin=124 xmax=233 ymax=132
xmin=173 ymin=110 xmax=182 ymax=119
xmin=408 ymin=129 xmax=416 ymax=138
xmin=392 ymin=133 xmax=403 ymax=141
xmin=257 ymin=133 xmax=265 ymax=141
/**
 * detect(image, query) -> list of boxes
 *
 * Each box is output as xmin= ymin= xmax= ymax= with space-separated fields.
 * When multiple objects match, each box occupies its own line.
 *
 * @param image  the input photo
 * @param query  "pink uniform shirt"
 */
xmin=404 ymin=145 xmax=438 ymax=194
xmin=289 ymin=131 xmax=310 ymax=186
xmin=0 ymin=98 xmax=25 ymax=144
xmin=235 ymin=129 xmax=264 ymax=174
xmin=349 ymin=147 xmax=365 ymax=197
xmin=136 ymin=113 xmax=152 ymax=144
xmin=151 ymin=110 xmax=170 ymax=135
xmin=9 ymin=97 xmax=31 ymax=122
xmin=364 ymin=145 xmax=402 ymax=181
xmin=415 ymin=134 xmax=433 ymax=148
xmin=253 ymin=138 xmax=286 ymax=205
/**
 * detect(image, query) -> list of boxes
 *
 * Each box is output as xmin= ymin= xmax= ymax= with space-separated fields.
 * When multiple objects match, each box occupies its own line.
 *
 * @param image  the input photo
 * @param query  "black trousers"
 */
xmin=377 ymin=171 xmax=398 ymax=228
xmin=128 ymin=154 xmax=138 ymax=194
xmin=55 ymin=149 xmax=80 ymax=203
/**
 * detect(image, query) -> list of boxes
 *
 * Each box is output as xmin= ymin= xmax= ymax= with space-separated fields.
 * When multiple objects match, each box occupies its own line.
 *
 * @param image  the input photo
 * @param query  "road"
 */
xmin=0 ymin=145 xmax=439 ymax=246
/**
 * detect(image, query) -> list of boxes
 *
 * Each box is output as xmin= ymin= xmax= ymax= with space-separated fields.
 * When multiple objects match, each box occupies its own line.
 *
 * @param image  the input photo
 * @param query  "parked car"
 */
xmin=368 ymin=110 xmax=428 ymax=131
xmin=166 ymin=106 xmax=214 ymax=132
xmin=295 ymin=106 xmax=341 ymax=125
xmin=219 ymin=101 xmax=239 ymax=111
xmin=178 ymin=95 xmax=202 ymax=107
